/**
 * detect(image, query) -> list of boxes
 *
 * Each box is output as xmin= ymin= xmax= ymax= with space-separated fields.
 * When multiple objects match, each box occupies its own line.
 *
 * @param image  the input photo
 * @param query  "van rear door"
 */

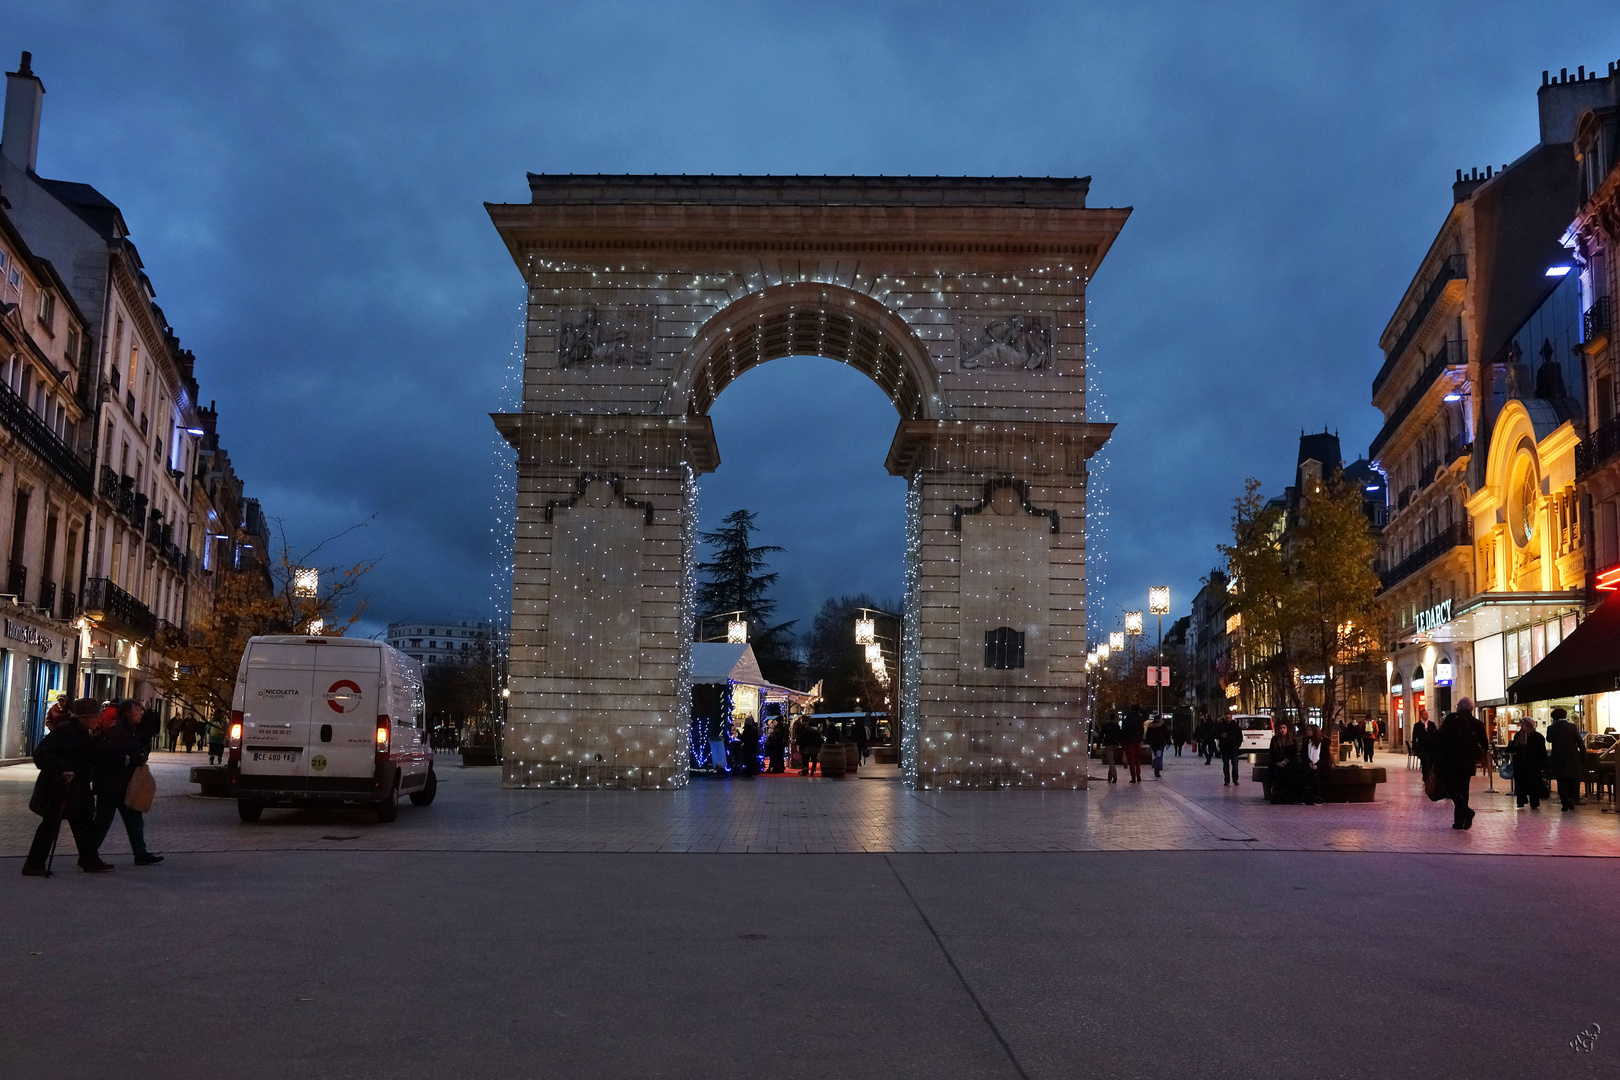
xmin=310 ymin=646 xmax=382 ymax=781
xmin=241 ymin=642 xmax=316 ymax=778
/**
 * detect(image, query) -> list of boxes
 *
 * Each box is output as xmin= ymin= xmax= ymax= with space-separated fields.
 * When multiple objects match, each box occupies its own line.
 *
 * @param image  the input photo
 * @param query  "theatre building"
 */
xmin=1374 ymin=70 xmax=1594 ymax=742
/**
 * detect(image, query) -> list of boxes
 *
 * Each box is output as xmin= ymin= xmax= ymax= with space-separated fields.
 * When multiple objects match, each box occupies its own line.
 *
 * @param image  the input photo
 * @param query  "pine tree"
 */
xmin=695 ymin=509 xmax=798 ymax=684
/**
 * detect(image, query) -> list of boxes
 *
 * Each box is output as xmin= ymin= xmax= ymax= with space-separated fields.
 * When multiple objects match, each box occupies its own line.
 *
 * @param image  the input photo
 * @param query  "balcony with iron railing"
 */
xmin=1373 ymin=254 xmax=1468 ymax=396
xmin=1585 ymin=295 xmax=1612 ymax=347
xmin=0 ymin=378 xmax=93 ymax=494
xmin=1369 ymin=339 xmax=1467 ymax=459
xmin=81 ymin=576 xmax=157 ymax=641
xmin=37 ymin=579 xmax=55 ymax=618
xmin=1576 ymin=416 xmax=1620 ymax=478
xmin=6 ymin=561 xmax=25 ymax=598
xmin=1380 ymin=522 xmax=1472 ymax=591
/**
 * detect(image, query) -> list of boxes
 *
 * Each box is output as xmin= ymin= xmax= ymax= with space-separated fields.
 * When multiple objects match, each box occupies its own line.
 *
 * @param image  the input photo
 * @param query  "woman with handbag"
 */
xmin=92 ymin=699 xmax=163 ymax=866
xmin=22 ymin=698 xmax=111 ymax=876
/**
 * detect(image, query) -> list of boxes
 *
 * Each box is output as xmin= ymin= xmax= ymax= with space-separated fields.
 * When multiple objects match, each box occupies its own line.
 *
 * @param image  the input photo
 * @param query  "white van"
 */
xmin=1235 ymin=714 xmax=1276 ymax=754
xmin=227 ymin=636 xmax=435 ymax=823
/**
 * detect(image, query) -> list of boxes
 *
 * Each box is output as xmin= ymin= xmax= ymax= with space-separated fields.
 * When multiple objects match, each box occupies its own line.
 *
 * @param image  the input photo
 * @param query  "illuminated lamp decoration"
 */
xmin=727 ymin=617 xmax=747 ymax=644
xmin=1097 ymin=642 xmax=1111 ymax=661
xmin=1149 ymin=586 xmax=1170 ymax=615
xmin=1125 ymin=610 xmax=1143 ymax=635
xmin=292 ymin=567 xmax=318 ymax=598
xmin=1110 ymin=631 xmax=1124 ymax=651
xmin=865 ymin=643 xmax=883 ymax=664
xmin=855 ymin=616 xmax=876 ymax=645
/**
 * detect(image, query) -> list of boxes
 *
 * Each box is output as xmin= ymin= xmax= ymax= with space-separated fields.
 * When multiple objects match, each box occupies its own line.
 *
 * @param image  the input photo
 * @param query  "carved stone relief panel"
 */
xmin=548 ymin=480 xmax=644 ymax=679
xmin=557 ymin=306 xmax=657 ymax=367
xmin=956 ymin=504 xmax=1051 ymax=685
xmin=956 ymin=312 xmax=1053 ymax=371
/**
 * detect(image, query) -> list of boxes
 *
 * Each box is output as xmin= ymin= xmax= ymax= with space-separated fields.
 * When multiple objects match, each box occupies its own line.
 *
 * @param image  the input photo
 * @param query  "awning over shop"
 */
xmin=1507 ymin=590 xmax=1620 ymax=703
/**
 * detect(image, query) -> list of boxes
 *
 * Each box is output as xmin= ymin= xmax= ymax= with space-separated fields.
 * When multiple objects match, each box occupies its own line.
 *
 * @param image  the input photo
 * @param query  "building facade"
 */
xmin=0 ymin=183 xmax=93 ymax=759
xmin=1373 ymin=68 xmax=1603 ymax=744
xmin=385 ymin=619 xmax=494 ymax=669
xmin=0 ymin=52 xmax=264 ymax=746
xmin=1565 ymin=61 xmax=1620 ymax=731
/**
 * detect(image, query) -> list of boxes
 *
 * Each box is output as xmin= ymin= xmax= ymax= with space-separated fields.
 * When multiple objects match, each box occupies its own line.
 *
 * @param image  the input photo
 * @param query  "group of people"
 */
xmin=1501 ymin=707 xmax=1587 ymax=813
xmin=1097 ymin=706 xmax=1248 ymax=786
xmin=708 ymin=713 xmax=870 ymax=777
xmin=1263 ymin=722 xmax=1333 ymax=804
xmin=22 ymin=696 xmax=164 ymax=876
xmin=1338 ymin=718 xmax=1380 ymax=762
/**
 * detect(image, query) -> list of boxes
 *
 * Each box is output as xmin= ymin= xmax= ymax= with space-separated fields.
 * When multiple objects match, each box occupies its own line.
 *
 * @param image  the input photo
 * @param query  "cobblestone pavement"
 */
xmin=4 ymin=752 xmax=1617 ymax=1080
xmin=3 ymin=747 xmax=1616 ymax=858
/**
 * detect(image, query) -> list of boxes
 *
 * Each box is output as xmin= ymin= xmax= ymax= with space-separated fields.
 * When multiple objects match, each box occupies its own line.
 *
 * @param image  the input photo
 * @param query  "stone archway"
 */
xmin=488 ymin=175 xmax=1126 ymax=790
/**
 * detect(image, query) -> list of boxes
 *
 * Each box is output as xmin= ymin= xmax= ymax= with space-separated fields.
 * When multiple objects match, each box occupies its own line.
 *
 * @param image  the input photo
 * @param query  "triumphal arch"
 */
xmin=487 ymin=175 xmax=1126 ymax=790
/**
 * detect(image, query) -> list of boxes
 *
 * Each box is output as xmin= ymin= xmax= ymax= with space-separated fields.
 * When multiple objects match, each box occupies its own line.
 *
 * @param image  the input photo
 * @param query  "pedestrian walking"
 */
xmin=1508 ymin=716 xmax=1547 ymax=810
xmin=738 ymin=716 xmax=760 ymax=777
xmin=21 ymin=698 xmax=111 ymax=876
xmin=1194 ymin=711 xmax=1215 ymax=764
xmin=1145 ymin=714 xmax=1171 ymax=778
xmin=92 ymin=699 xmax=164 ymax=866
xmin=1434 ymin=698 xmax=1488 ymax=829
xmin=1546 ymin=707 xmax=1585 ymax=812
xmin=1172 ymin=705 xmax=1193 ymax=757
xmin=181 ymin=716 xmax=197 ymax=753
xmin=1097 ymin=712 xmax=1123 ymax=783
xmin=208 ymin=719 xmax=226 ymax=765
xmin=1121 ymin=707 xmax=1146 ymax=783
xmin=854 ymin=714 xmax=869 ymax=765
xmin=1215 ymin=714 xmax=1243 ymax=787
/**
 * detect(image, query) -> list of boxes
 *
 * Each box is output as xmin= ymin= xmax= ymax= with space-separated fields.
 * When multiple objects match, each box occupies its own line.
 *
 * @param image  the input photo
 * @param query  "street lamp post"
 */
xmin=1125 ymin=609 xmax=1143 ymax=670
xmin=1149 ymin=587 xmax=1170 ymax=719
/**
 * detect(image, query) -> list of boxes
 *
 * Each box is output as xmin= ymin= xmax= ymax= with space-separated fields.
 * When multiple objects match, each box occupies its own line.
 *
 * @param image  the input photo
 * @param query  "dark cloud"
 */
xmin=6 ymin=2 xmax=1616 ymax=638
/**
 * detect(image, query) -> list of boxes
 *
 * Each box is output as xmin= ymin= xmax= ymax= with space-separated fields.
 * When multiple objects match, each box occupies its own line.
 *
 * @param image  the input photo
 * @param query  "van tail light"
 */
xmin=375 ymin=716 xmax=390 ymax=755
xmin=228 ymin=710 xmax=243 ymax=763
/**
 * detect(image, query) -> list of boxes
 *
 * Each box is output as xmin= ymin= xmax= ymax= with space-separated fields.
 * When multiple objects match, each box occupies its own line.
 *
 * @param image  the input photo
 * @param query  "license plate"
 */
xmin=252 ymin=751 xmax=299 ymax=763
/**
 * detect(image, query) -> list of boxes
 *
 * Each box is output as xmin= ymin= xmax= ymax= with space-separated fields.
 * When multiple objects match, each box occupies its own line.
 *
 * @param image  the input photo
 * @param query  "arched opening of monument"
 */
xmin=689 ymin=353 xmax=908 ymax=778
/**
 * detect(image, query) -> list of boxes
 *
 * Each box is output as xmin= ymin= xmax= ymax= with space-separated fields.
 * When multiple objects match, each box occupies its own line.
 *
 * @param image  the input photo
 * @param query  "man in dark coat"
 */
xmin=1546 ymin=707 xmax=1585 ymax=811
xmin=1435 ymin=698 xmax=1489 ymax=829
xmin=22 ymin=699 xmax=111 ymax=876
xmin=1121 ymin=707 xmax=1146 ymax=783
xmin=1194 ymin=711 xmax=1215 ymax=764
xmin=1215 ymin=714 xmax=1243 ymax=787
xmin=1508 ymin=716 xmax=1548 ymax=810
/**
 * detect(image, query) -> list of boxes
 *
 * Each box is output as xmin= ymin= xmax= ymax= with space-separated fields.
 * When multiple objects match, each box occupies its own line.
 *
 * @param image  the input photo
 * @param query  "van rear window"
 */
xmin=1241 ymin=718 xmax=1272 ymax=731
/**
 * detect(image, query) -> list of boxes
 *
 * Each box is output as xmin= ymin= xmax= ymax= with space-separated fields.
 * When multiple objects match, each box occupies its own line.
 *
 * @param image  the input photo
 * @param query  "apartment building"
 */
xmin=0 ymin=52 xmax=265 ymax=736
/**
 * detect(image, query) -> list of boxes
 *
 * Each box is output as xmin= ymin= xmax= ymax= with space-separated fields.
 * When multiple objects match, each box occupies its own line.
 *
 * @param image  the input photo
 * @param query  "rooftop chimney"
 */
xmin=2 ymin=51 xmax=44 ymax=173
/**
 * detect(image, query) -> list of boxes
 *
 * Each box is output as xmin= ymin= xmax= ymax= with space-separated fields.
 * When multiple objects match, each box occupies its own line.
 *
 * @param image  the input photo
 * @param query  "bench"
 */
xmin=1250 ymin=764 xmax=1386 ymax=803
xmin=189 ymin=765 xmax=230 ymax=798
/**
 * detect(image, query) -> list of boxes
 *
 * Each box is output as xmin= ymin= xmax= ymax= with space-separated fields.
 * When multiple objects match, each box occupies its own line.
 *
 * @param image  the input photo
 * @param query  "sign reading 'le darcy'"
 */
xmin=1415 ymin=599 xmax=1453 ymax=635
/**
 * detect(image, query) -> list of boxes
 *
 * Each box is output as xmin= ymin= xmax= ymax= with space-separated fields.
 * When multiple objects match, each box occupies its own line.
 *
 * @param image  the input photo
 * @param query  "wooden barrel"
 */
xmin=820 ymin=746 xmax=846 ymax=777
xmin=846 ymin=743 xmax=860 ymax=774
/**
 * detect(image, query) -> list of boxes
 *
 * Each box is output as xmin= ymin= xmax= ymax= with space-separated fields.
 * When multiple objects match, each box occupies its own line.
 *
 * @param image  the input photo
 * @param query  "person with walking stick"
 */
xmin=21 ymin=698 xmax=112 ymax=877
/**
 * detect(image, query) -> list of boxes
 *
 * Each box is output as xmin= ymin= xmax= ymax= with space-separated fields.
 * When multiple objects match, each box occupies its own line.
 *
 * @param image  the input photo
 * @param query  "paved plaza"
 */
xmin=2 ymin=752 xmax=1617 ymax=1079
